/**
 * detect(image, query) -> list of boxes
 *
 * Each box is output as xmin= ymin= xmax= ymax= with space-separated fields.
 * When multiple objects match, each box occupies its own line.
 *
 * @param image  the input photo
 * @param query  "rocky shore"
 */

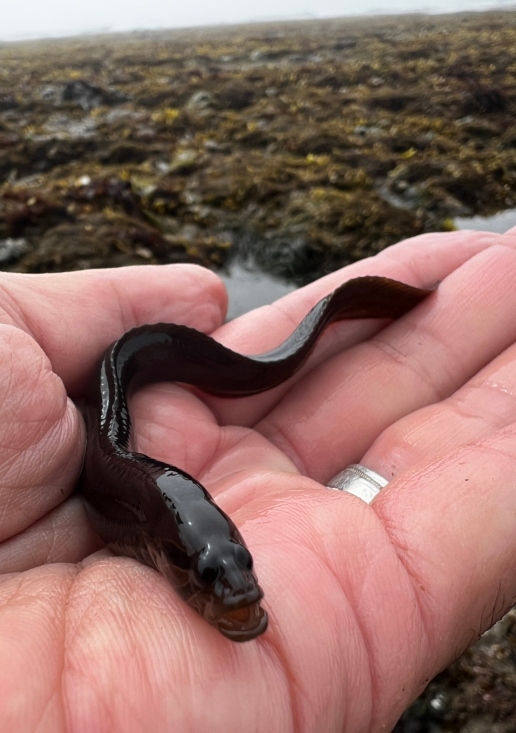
xmin=1 ymin=11 xmax=515 ymax=284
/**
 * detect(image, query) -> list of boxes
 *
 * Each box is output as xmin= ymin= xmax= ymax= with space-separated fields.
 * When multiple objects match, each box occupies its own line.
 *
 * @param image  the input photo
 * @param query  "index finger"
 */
xmin=0 ymin=264 xmax=226 ymax=393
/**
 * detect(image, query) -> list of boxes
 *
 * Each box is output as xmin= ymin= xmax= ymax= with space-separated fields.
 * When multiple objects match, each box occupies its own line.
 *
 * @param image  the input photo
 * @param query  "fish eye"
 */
xmin=234 ymin=544 xmax=253 ymax=571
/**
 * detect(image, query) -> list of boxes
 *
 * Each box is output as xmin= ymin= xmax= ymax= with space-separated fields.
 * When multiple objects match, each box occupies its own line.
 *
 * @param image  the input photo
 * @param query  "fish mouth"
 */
xmin=188 ymin=579 xmax=268 ymax=641
xmin=213 ymin=601 xmax=268 ymax=642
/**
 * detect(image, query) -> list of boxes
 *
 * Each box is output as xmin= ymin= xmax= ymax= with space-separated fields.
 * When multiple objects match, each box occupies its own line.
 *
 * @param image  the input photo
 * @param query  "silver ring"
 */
xmin=326 ymin=464 xmax=388 ymax=504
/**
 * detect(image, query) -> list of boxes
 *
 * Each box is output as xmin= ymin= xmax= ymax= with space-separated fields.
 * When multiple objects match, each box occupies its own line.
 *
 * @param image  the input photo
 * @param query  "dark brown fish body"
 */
xmin=80 ymin=276 xmax=433 ymax=641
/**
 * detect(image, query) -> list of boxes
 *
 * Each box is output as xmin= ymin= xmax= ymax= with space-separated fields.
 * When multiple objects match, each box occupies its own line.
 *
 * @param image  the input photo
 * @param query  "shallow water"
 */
xmin=455 ymin=209 xmax=516 ymax=235
xmin=218 ymin=262 xmax=297 ymax=320
xmin=223 ymin=205 xmax=516 ymax=320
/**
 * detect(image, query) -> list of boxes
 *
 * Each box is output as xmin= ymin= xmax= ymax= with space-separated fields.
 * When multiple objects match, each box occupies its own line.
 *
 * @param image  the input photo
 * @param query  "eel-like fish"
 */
xmin=80 ymin=275 xmax=433 ymax=641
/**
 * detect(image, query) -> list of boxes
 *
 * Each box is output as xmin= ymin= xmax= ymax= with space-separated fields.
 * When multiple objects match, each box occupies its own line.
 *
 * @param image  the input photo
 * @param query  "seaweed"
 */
xmin=1 ymin=10 xmax=516 ymax=279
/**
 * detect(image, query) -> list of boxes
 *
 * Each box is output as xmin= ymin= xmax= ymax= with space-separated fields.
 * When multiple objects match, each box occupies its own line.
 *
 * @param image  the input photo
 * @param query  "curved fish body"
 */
xmin=80 ymin=275 xmax=434 ymax=641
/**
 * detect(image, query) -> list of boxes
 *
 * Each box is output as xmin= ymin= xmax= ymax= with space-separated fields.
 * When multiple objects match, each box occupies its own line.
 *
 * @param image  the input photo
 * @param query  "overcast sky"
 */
xmin=2 ymin=0 xmax=515 ymax=41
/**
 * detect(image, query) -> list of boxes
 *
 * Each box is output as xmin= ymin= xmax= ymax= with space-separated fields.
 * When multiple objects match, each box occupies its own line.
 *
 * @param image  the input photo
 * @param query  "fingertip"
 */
xmin=82 ymin=263 xmax=228 ymax=334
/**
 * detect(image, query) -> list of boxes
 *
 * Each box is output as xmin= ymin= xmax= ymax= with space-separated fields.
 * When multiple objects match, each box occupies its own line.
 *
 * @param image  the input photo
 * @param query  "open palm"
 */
xmin=2 ymin=229 xmax=516 ymax=732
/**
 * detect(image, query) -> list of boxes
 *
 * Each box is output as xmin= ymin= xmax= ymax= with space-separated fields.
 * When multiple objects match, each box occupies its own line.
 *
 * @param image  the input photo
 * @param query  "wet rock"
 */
xmin=61 ymin=80 xmax=127 ymax=110
xmin=169 ymin=149 xmax=200 ymax=173
xmin=40 ymin=85 xmax=61 ymax=102
xmin=185 ymin=90 xmax=213 ymax=109
xmin=396 ymin=608 xmax=516 ymax=733
xmin=0 ymin=237 xmax=30 ymax=263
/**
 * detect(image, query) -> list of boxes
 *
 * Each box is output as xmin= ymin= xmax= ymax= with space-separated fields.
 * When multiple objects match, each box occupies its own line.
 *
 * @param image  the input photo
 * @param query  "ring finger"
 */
xmin=365 ymin=320 xmax=516 ymax=480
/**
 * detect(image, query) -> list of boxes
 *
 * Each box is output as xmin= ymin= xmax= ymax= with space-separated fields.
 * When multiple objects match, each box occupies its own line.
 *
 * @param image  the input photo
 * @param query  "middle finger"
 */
xmin=257 ymin=246 xmax=516 ymax=483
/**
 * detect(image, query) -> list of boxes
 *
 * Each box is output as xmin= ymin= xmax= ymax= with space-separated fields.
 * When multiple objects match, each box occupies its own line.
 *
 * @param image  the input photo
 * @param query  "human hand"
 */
xmin=2 ymin=230 xmax=516 ymax=732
